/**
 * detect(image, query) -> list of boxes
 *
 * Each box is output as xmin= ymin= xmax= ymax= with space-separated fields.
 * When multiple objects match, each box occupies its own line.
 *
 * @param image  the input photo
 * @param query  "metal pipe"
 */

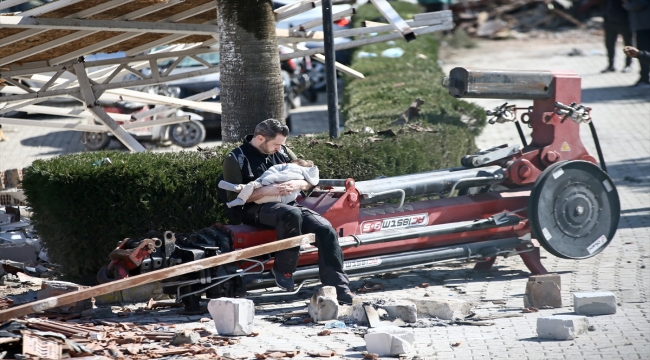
xmin=300 ymin=213 xmax=522 ymax=253
xmin=354 ymin=165 xmax=505 ymax=203
xmin=515 ymin=121 xmax=528 ymax=147
xmin=248 ymin=237 xmax=530 ymax=289
xmin=322 ymin=0 xmax=339 ymax=138
xmin=589 ymin=121 xmax=607 ymax=173
xmin=365 ymin=188 xmax=406 ymax=208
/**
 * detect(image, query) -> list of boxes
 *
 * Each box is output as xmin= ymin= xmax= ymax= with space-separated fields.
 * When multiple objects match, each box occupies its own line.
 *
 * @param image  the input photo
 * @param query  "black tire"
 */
xmin=528 ymin=160 xmax=620 ymax=259
xmin=82 ymin=132 xmax=111 ymax=151
xmin=169 ymin=120 xmax=206 ymax=148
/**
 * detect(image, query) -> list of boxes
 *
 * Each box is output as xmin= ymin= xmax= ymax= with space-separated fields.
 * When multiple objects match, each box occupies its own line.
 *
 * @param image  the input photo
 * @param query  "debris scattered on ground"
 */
xmin=255 ymin=349 xmax=301 ymax=358
xmin=358 ymin=282 xmax=385 ymax=293
xmin=0 ymin=318 xmax=230 ymax=359
xmin=450 ymin=0 xmax=601 ymax=39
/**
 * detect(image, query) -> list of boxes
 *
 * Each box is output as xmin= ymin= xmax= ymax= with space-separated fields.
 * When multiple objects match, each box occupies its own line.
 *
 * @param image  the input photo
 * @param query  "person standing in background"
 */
xmin=623 ymin=0 xmax=650 ymax=86
xmin=602 ymin=0 xmax=633 ymax=73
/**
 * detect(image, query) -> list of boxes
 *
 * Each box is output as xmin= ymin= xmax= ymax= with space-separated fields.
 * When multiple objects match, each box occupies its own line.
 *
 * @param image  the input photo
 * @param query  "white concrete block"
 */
xmin=380 ymin=300 xmax=417 ymax=323
xmin=573 ymin=292 xmax=617 ymax=315
xmin=207 ymin=298 xmax=255 ymax=336
xmin=365 ymin=326 xmax=415 ymax=355
xmin=308 ymin=286 xmax=339 ymax=321
xmin=406 ymin=296 xmax=471 ymax=320
xmin=537 ymin=315 xmax=590 ymax=340
xmin=351 ymin=303 xmax=388 ymax=325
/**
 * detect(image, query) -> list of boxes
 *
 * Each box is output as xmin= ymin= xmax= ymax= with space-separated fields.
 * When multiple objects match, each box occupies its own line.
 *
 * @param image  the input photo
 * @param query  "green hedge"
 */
xmin=22 ymin=1 xmax=486 ymax=281
xmin=343 ymin=3 xmax=485 ymax=135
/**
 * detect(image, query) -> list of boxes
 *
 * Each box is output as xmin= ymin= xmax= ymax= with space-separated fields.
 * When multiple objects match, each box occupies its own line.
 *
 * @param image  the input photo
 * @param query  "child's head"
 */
xmin=292 ymin=159 xmax=314 ymax=168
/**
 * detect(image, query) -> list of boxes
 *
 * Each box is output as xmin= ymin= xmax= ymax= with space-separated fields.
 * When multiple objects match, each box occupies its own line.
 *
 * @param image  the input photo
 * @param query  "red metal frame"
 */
xmin=220 ymin=70 xmax=600 ymax=276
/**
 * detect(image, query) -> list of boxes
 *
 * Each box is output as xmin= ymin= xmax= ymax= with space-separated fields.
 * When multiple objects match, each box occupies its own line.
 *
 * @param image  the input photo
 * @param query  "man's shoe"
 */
xmin=632 ymin=79 xmax=650 ymax=87
xmin=621 ymin=66 xmax=632 ymax=73
xmin=271 ymin=268 xmax=295 ymax=291
xmin=337 ymin=290 xmax=356 ymax=305
xmin=600 ymin=66 xmax=615 ymax=73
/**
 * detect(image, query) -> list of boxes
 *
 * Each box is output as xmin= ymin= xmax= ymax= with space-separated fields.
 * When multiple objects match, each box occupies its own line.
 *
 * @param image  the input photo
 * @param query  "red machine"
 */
xmin=100 ymin=68 xmax=620 ymax=312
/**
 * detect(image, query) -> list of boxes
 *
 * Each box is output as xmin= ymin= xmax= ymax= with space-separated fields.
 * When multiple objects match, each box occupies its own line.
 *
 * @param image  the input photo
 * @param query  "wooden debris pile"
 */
xmin=451 ymin=0 xmax=597 ymax=38
xmin=0 ymin=318 xmax=240 ymax=359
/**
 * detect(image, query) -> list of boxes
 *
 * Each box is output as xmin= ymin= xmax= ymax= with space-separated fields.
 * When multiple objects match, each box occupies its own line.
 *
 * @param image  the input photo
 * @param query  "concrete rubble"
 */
xmin=405 ymin=296 xmax=472 ymax=320
xmin=537 ymin=315 xmax=590 ymax=340
xmin=0 ymin=205 xmax=44 ymax=264
xmin=573 ymin=291 xmax=617 ymax=315
xmin=524 ymin=274 xmax=562 ymax=308
xmin=207 ymin=298 xmax=255 ymax=336
xmin=364 ymin=325 xmax=415 ymax=356
xmin=307 ymin=286 xmax=339 ymax=322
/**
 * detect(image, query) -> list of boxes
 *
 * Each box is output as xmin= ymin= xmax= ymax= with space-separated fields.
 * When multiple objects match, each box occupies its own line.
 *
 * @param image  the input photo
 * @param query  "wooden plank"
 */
xmin=0 ymin=234 xmax=315 ymax=322
xmin=369 ymin=0 xmax=415 ymax=40
xmin=0 ymin=117 xmax=106 ymax=132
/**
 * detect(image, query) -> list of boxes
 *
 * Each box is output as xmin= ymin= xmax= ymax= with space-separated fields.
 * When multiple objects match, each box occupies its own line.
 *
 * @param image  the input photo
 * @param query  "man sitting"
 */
xmin=219 ymin=159 xmax=319 ymax=207
xmin=220 ymin=119 xmax=356 ymax=304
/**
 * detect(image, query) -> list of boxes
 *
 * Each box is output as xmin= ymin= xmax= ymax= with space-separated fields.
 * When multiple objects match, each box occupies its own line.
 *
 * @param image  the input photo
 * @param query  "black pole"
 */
xmin=321 ymin=0 xmax=339 ymax=138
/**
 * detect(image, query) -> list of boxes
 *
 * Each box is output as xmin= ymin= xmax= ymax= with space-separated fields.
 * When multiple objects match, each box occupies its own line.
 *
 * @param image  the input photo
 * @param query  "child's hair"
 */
xmin=292 ymin=159 xmax=314 ymax=167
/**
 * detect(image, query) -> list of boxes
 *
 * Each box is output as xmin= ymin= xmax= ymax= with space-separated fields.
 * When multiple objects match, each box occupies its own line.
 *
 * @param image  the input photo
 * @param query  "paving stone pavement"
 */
xmin=3 ymin=33 xmax=649 ymax=359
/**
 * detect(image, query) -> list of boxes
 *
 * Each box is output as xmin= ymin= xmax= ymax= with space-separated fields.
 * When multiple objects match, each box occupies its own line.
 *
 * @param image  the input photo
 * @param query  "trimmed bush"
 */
xmin=22 ymin=150 xmax=230 ymax=279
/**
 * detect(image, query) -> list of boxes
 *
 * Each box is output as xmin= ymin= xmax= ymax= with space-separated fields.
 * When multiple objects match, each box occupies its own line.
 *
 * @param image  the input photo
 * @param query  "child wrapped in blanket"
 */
xmin=218 ymin=159 xmax=319 ymax=208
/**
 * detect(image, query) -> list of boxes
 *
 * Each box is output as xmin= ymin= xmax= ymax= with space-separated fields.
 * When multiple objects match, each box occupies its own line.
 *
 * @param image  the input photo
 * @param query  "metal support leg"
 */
xmin=73 ymin=62 xmax=146 ymax=152
xmin=518 ymin=246 xmax=548 ymax=275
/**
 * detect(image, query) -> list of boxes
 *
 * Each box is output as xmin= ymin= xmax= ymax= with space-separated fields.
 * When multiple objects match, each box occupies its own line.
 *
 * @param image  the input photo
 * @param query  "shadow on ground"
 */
xmin=582 ymin=85 xmax=650 ymax=102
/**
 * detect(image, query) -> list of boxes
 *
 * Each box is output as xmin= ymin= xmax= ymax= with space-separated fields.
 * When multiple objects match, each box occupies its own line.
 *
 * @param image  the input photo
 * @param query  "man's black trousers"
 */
xmin=604 ymin=21 xmax=633 ymax=68
xmin=243 ymin=202 xmax=350 ymax=295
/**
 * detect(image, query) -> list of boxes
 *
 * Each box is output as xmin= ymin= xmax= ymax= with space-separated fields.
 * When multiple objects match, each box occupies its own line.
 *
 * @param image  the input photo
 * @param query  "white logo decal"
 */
xmin=344 ymin=257 xmax=382 ymax=270
xmin=587 ymin=235 xmax=608 ymax=254
xmin=360 ymin=213 xmax=429 ymax=233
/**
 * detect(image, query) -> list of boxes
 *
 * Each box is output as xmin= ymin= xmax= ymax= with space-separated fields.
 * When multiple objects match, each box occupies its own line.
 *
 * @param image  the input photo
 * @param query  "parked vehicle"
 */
xmin=274 ymin=0 xmax=355 ymax=96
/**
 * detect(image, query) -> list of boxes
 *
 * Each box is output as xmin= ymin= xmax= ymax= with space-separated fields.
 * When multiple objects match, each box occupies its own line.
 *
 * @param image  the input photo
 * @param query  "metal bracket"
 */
xmin=462 ymin=144 xmax=521 ymax=167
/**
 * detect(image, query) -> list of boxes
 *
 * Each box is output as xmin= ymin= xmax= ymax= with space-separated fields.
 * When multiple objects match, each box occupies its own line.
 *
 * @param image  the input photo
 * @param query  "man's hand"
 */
xmin=277 ymin=180 xmax=310 ymax=196
xmin=247 ymin=180 xmax=310 ymax=202
xmin=624 ymin=46 xmax=640 ymax=58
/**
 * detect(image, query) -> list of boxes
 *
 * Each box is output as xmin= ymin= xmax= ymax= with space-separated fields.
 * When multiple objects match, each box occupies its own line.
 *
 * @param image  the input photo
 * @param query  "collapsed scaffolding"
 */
xmin=0 ymin=0 xmax=453 ymax=151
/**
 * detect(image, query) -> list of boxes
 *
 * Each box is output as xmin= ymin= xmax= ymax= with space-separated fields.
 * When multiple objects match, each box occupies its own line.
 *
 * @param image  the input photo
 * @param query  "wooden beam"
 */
xmin=0 ymin=234 xmax=315 ymax=322
xmin=0 ymin=117 xmax=106 ymax=132
xmin=0 ymin=17 xmax=220 ymax=35
xmin=275 ymin=0 xmax=319 ymax=21
xmin=289 ymin=7 xmax=355 ymax=33
xmin=280 ymin=21 xmax=453 ymax=60
xmin=369 ymin=0 xmax=415 ymax=40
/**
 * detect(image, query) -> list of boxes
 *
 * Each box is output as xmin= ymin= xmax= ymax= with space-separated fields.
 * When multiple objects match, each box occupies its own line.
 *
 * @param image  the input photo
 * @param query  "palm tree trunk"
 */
xmin=217 ymin=0 xmax=284 ymax=143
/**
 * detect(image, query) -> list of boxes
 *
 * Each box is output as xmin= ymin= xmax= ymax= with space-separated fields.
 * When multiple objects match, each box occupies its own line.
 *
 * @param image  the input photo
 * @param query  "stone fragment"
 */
xmin=307 ymin=286 xmax=339 ymax=322
xmin=573 ymin=292 xmax=616 ymax=315
xmin=405 ymin=296 xmax=471 ymax=320
xmin=352 ymin=303 xmax=388 ymax=325
xmin=208 ymin=298 xmax=255 ymax=335
xmin=380 ymin=300 xmax=417 ymax=323
xmin=524 ymin=274 xmax=562 ymax=308
xmin=365 ymin=326 xmax=415 ymax=355
xmin=37 ymin=281 xmax=92 ymax=313
xmin=537 ymin=315 xmax=589 ymax=340
xmin=171 ymin=330 xmax=200 ymax=345
xmin=80 ymin=307 xmax=114 ymax=319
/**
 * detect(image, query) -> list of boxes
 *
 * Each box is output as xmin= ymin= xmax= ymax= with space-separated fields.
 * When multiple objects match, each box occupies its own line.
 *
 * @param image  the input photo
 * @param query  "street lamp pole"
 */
xmin=321 ymin=0 xmax=339 ymax=138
